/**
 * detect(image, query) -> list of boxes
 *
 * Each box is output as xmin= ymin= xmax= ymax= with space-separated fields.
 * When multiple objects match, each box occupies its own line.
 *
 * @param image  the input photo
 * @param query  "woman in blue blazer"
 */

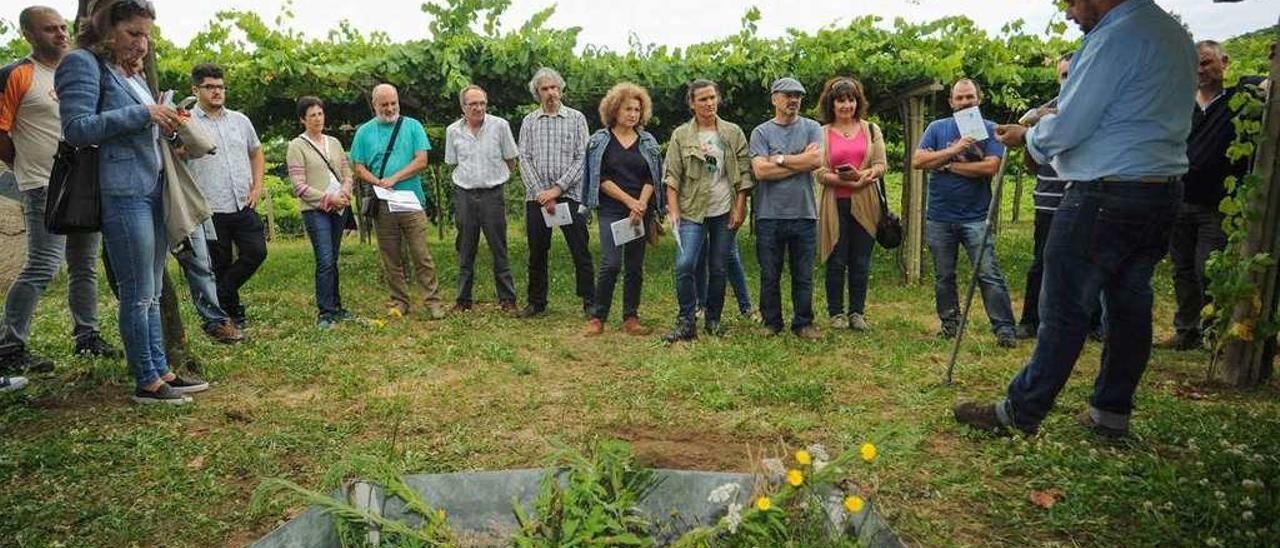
xmin=57 ymin=0 xmax=206 ymax=405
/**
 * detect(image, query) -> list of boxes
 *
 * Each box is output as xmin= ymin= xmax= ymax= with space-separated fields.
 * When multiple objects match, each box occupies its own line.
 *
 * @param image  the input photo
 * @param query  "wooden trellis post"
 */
xmin=1220 ymin=45 xmax=1280 ymax=387
xmin=898 ymin=80 xmax=942 ymax=284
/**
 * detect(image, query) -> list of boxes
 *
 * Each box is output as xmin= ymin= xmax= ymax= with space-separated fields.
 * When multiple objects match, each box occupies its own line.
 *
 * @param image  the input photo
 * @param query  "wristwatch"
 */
xmin=773 ymin=154 xmax=786 ymax=167
xmin=940 ymin=162 xmax=952 ymax=173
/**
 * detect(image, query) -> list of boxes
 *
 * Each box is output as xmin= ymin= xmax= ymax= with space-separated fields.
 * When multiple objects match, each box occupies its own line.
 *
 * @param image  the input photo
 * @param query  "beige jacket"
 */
xmin=816 ymin=120 xmax=887 ymax=261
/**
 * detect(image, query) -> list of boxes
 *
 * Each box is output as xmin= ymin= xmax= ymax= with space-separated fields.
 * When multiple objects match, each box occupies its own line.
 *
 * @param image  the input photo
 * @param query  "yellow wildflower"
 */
xmin=795 ymin=449 xmax=812 ymax=465
xmin=755 ymin=496 xmax=772 ymax=511
xmin=1230 ymin=321 xmax=1255 ymax=342
xmin=787 ymin=469 xmax=805 ymax=486
xmin=1200 ymin=303 xmax=1216 ymax=320
xmin=860 ymin=442 xmax=878 ymax=462
xmin=844 ymin=495 xmax=865 ymax=513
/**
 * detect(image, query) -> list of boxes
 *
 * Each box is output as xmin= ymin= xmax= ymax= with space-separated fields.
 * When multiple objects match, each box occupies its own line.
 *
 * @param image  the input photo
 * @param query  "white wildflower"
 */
xmin=722 ymin=502 xmax=743 ymax=533
xmin=1242 ymin=497 xmax=1255 ymax=509
xmin=1214 ymin=490 xmax=1225 ymax=499
xmin=806 ymin=443 xmax=830 ymax=463
xmin=707 ymin=483 xmax=740 ymax=505
xmin=1242 ymin=511 xmax=1254 ymax=521
xmin=814 ymin=459 xmax=828 ymax=472
xmin=1206 ymin=537 xmax=1222 ymax=547
xmin=762 ymin=458 xmax=787 ymax=478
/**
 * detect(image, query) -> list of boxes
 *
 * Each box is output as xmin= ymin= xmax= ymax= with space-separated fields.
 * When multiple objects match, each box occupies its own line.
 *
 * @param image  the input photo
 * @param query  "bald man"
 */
xmin=350 ymin=84 xmax=447 ymax=319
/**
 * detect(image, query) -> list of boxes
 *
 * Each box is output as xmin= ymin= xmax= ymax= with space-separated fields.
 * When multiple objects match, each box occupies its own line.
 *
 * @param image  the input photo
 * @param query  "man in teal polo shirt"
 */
xmin=351 ymin=83 xmax=446 ymax=319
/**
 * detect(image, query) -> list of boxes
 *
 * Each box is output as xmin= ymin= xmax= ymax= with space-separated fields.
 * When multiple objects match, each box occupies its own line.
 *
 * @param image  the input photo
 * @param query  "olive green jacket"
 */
xmin=663 ymin=116 xmax=753 ymax=223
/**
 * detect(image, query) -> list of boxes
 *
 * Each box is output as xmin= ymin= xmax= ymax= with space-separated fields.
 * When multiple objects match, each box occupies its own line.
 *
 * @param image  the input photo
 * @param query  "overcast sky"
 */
xmin=0 ymin=0 xmax=1275 ymax=50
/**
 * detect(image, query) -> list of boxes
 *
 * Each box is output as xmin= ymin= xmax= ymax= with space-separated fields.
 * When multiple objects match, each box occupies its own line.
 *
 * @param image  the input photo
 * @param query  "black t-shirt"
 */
xmin=599 ymin=132 xmax=651 ymax=217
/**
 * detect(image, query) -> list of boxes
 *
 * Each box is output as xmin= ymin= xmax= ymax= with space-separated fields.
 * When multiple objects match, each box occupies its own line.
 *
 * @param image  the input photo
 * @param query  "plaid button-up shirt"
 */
xmin=517 ymin=105 xmax=588 ymax=203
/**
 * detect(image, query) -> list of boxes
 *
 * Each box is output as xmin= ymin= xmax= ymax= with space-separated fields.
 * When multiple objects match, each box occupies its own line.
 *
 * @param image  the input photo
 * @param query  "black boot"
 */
xmin=661 ymin=318 xmax=697 ymax=344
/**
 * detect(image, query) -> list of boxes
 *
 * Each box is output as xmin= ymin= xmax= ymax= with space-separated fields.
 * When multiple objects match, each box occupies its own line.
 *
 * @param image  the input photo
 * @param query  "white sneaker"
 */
xmin=848 ymin=312 xmax=869 ymax=331
xmin=830 ymin=314 xmax=849 ymax=330
xmin=0 ymin=376 xmax=29 ymax=392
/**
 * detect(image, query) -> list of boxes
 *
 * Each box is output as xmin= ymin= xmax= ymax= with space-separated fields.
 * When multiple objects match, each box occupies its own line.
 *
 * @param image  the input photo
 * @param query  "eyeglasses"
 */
xmin=197 ymin=84 xmax=226 ymax=92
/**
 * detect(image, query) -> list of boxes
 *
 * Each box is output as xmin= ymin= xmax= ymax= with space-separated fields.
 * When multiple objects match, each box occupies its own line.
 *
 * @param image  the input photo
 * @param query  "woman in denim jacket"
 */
xmin=581 ymin=82 xmax=666 ymax=336
xmin=57 ymin=0 xmax=207 ymax=404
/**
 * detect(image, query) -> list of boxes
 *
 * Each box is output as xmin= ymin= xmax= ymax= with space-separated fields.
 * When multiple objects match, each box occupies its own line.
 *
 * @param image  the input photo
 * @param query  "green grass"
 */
xmin=1 ymin=183 xmax=1278 ymax=546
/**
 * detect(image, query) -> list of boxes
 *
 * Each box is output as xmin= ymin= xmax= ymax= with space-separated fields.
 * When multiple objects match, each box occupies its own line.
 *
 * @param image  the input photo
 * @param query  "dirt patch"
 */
xmin=0 ymin=193 xmax=25 ymax=291
xmin=610 ymin=425 xmax=784 ymax=472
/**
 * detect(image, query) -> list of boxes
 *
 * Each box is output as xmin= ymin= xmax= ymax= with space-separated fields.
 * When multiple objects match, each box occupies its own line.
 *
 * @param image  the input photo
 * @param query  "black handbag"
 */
xmin=45 ymin=56 xmax=108 ymax=234
xmin=873 ymin=177 xmax=903 ymax=249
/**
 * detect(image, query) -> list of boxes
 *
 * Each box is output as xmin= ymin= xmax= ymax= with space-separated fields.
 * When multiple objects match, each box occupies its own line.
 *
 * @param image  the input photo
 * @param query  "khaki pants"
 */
xmin=374 ymin=202 xmax=443 ymax=311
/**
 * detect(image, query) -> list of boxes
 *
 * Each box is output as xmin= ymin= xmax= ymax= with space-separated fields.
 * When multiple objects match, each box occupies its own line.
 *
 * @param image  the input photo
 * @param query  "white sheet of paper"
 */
xmin=372 ymin=186 xmax=423 ymax=212
xmin=541 ymin=202 xmax=572 ymax=227
xmin=953 ymin=106 xmax=989 ymax=141
xmin=610 ymin=217 xmax=645 ymax=246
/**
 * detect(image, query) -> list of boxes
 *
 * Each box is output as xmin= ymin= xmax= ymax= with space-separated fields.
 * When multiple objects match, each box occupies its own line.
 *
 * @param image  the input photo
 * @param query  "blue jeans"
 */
xmin=925 ymin=219 xmax=1016 ymax=335
xmin=592 ymin=211 xmax=646 ymax=321
xmin=696 ymin=230 xmax=752 ymax=314
xmin=756 ymin=218 xmax=816 ymax=332
xmin=303 ymin=210 xmax=345 ymax=319
xmin=173 ymin=223 xmax=229 ymax=330
xmin=0 ymin=187 xmax=102 ymax=352
xmin=100 ymin=185 xmax=169 ymax=387
xmin=676 ymin=214 xmax=732 ymax=322
xmin=1001 ymin=181 xmax=1181 ymax=432
xmin=825 ymin=198 xmax=875 ymax=316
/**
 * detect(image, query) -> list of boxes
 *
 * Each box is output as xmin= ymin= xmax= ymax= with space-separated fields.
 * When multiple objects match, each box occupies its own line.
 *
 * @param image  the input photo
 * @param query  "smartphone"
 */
xmin=176 ymin=96 xmax=197 ymax=110
xmin=835 ymin=164 xmax=855 ymax=173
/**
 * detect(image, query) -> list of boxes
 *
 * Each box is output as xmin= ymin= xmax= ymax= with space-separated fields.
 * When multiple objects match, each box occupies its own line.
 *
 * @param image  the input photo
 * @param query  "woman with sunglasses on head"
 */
xmin=57 ymin=0 xmax=207 ymax=404
xmin=815 ymin=77 xmax=887 ymax=332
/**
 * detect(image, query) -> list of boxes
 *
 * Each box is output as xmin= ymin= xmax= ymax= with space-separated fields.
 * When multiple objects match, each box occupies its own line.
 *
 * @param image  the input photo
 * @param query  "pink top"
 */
xmin=827 ymin=128 xmax=868 ymax=199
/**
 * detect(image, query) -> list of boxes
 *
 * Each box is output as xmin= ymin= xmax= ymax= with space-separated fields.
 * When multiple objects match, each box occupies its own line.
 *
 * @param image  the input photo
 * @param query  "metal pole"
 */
xmin=944 ymin=155 xmax=1010 ymax=385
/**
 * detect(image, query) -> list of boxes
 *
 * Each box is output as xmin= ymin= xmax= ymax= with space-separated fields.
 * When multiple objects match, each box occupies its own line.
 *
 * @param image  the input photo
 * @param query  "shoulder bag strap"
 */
xmin=300 ymin=135 xmax=344 ymax=183
xmin=376 ymin=117 xmax=405 ymax=179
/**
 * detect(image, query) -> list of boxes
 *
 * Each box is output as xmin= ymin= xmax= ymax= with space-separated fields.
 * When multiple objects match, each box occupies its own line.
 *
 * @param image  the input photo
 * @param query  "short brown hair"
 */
xmin=296 ymin=96 xmax=324 ymax=120
xmin=817 ymin=77 xmax=869 ymax=124
xmin=598 ymin=82 xmax=652 ymax=129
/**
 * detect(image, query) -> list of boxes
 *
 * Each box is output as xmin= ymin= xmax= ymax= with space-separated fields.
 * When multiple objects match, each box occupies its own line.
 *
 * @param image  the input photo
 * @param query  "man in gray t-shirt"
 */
xmin=749 ymin=77 xmax=824 ymax=338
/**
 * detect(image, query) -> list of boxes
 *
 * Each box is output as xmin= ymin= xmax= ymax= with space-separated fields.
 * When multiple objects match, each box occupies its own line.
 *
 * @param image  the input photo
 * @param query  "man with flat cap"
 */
xmin=749 ymin=77 xmax=825 ymax=339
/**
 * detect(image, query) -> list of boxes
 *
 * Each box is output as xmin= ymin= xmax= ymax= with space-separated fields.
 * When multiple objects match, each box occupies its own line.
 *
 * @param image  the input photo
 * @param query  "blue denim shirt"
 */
xmin=583 ymin=128 xmax=666 ymax=216
xmin=1025 ymin=0 xmax=1196 ymax=181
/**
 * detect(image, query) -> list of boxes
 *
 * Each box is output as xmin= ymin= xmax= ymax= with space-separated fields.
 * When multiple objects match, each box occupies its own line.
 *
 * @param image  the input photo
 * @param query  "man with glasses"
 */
xmin=749 ymin=77 xmax=825 ymax=339
xmin=186 ymin=62 xmax=267 ymax=330
xmin=444 ymin=84 xmax=519 ymax=313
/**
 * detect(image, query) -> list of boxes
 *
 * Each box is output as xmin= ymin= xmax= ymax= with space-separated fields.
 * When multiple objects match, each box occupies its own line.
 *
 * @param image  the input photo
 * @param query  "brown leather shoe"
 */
xmin=795 ymin=326 xmax=822 ymax=340
xmin=205 ymin=321 xmax=244 ymax=344
xmin=584 ymin=317 xmax=604 ymax=336
xmin=499 ymin=301 xmax=519 ymax=313
xmin=622 ymin=317 xmax=652 ymax=336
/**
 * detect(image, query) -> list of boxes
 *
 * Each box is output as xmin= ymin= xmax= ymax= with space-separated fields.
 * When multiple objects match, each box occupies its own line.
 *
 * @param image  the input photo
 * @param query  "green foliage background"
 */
xmin=0 ymin=3 xmax=1273 ymax=234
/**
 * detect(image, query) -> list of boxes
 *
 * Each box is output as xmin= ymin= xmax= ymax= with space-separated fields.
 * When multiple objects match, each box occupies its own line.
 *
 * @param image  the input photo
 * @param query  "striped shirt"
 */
xmin=187 ymin=106 xmax=262 ymax=213
xmin=517 ymin=105 xmax=588 ymax=203
xmin=444 ymin=114 xmax=519 ymax=190
xmin=1032 ymin=162 xmax=1066 ymax=212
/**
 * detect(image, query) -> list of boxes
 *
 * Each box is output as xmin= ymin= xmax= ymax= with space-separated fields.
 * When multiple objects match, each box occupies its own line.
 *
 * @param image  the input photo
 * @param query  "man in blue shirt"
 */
xmin=957 ymin=0 xmax=1196 ymax=439
xmin=351 ymin=84 xmax=446 ymax=320
xmin=912 ymin=78 xmax=1017 ymax=348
